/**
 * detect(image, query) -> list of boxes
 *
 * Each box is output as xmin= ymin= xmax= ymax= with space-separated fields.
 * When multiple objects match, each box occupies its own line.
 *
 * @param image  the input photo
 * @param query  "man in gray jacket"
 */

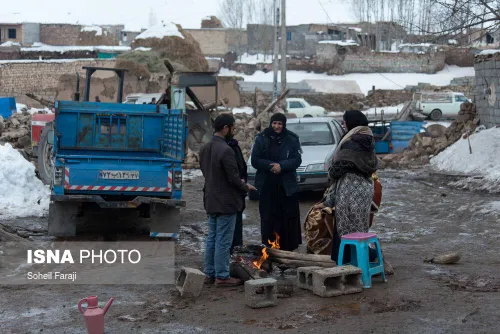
xmin=199 ymin=114 xmax=256 ymax=287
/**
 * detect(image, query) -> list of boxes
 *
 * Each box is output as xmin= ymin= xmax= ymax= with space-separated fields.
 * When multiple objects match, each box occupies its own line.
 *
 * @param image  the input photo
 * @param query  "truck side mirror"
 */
xmin=47 ymin=130 xmax=54 ymax=145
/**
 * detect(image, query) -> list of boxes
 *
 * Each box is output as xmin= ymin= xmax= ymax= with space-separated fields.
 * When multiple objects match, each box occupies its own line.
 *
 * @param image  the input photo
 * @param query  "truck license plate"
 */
xmin=99 ymin=170 xmax=139 ymax=180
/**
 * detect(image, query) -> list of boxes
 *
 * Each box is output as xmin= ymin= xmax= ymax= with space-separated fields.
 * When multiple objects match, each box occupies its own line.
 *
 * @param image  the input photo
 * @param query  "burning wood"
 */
xmin=252 ymin=248 xmax=269 ymax=269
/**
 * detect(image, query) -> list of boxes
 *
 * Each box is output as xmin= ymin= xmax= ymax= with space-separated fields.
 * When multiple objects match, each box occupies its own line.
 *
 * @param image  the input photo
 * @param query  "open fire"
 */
xmin=252 ymin=232 xmax=280 ymax=269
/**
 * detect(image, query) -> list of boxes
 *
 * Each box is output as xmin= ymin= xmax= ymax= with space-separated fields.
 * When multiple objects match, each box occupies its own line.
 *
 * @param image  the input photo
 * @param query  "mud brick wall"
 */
xmin=40 ymin=24 xmax=81 ymax=46
xmin=474 ymin=54 xmax=500 ymax=128
xmin=0 ymin=59 xmax=116 ymax=105
xmin=340 ymin=51 xmax=446 ymax=74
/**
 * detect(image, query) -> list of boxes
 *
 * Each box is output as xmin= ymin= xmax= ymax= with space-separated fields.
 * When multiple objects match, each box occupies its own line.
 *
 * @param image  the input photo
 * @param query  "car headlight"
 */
xmin=306 ymin=163 xmax=325 ymax=172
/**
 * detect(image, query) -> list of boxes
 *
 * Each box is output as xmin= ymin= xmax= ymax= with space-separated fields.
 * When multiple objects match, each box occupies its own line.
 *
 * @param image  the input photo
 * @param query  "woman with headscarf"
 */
xmin=313 ymin=110 xmax=378 ymax=262
xmin=251 ymin=113 xmax=302 ymax=251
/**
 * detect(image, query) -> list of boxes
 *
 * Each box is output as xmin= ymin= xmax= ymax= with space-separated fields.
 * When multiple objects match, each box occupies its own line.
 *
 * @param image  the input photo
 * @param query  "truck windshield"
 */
xmin=287 ymin=122 xmax=334 ymax=146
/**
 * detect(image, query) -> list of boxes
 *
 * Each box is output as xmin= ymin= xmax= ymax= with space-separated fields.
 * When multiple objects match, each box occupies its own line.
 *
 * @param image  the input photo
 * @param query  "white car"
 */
xmin=247 ymin=117 xmax=346 ymax=199
xmin=286 ymin=98 xmax=326 ymax=118
xmin=414 ymin=92 xmax=471 ymax=121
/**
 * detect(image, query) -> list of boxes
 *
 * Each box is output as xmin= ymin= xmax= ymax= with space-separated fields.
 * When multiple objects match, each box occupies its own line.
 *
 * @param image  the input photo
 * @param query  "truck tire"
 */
xmin=429 ymin=109 xmax=442 ymax=121
xmin=48 ymin=202 xmax=78 ymax=237
xmin=38 ymin=123 xmax=54 ymax=185
xmin=149 ymin=202 xmax=181 ymax=238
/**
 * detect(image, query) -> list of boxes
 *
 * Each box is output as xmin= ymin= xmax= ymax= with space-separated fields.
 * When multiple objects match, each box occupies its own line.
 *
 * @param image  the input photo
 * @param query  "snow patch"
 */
xmin=135 ymin=22 xmax=184 ymax=40
xmin=0 ymin=144 xmax=50 ymax=218
xmin=232 ymin=107 xmax=254 ymax=115
xmin=219 ymin=65 xmax=475 ymax=95
xmin=133 ymin=47 xmax=152 ymax=52
xmin=16 ymin=103 xmax=52 ymax=115
xmin=478 ymin=49 xmax=500 ymax=56
xmin=183 ymin=169 xmax=203 ymax=181
xmin=235 ymin=53 xmax=280 ymax=64
xmin=0 ymin=41 xmax=21 ymax=47
xmin=318 ymin=40 xmax=359 ymax=46
xmin=431 ymin=127 xmax=500 ymax=191
xmin=21 ymin=43 xmax=131 ymax=53
xmin=81 ymin=25 xmax=105 ymax=36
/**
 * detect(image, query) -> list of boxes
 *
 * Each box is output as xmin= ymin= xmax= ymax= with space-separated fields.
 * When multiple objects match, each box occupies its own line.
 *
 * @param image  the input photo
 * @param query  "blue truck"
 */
xmin=40 ymin=66 xmax=217 ymax=237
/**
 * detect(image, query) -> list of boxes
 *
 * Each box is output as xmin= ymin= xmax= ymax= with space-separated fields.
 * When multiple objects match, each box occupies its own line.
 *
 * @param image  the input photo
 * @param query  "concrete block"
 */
xmin=176 ymin=267 xmax=205 ymax=298
xmin=297 ymin=266 xmax=323 ymax=291
xmin=340 ymin=265 xmax=363 ymax=295
xmin=312 ymin=267 xmax=344 ymax=297
xmin=245 ymin=278 xmax=278 ymax=309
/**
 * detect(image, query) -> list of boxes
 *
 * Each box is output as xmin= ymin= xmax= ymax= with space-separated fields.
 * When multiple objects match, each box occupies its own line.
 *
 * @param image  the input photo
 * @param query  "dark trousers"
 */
xmin=230 ymin=211 xmax=243 ymax=254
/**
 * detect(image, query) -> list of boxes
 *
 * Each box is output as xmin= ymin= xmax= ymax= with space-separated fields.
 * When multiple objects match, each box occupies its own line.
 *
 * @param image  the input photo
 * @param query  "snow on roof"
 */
xmin=135 ymin=22 xmax=184 ymax=40
xmin=20 ymin=43 xmax=131 ymax=53
xmin=0 ymin=58 xmax=98 ymax=64
xmin=478 ymin=49 xmax=500 ymax=56
xmin=350 ymin=27 xmax=362 ymax=32
xmin=0 ymin=41 xmax=21 ymax=47
xmin=448 ymin=39 xmax=458 ymax=45
xmin=81 ymin=25 xmax=106 ymax=36
xmin=398 ymin=43 xmax=434 ymax=48
xmin=133 ymin=47 xmax=152 ymax=51
xmin=318 ymin=40 xmax=359 ymax=46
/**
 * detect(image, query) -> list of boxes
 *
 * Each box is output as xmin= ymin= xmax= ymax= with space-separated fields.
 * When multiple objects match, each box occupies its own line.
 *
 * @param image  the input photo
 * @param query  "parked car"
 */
xmin=247 ymin=117 xmax=346 ymax=200
xmin=414 ymin=92 xmax=471 ymax=121
xmin=286 ymin=98 xmax=326 ymax=118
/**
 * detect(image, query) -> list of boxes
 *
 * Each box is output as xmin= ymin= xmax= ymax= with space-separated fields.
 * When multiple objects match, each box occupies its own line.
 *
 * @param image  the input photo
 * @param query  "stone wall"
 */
xmin=40 ymin=24 xmax=81 ymax=46
xmin=474 ymin=53 xmax=500 ymax=128
xmin=342 ymin=49 xmax=446 ymax=74
xmin=185 ymin=29 xmax=247 ymax=57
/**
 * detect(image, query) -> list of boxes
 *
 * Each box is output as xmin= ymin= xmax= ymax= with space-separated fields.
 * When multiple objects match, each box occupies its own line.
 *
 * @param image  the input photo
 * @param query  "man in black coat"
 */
xmin=199 ymin=114 xmax=256 ymax=287
xmin=227 ymin=138 xmax=248 ymax=254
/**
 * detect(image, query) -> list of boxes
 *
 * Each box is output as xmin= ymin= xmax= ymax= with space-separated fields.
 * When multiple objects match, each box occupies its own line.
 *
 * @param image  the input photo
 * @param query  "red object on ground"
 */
xmin=31 ymin=113 xmax=55 ymax=149
xmin=78 ymin=296 xmax=114 ymax=334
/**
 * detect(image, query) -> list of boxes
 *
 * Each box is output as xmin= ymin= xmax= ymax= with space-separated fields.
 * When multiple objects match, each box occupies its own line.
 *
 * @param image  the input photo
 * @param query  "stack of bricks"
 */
xmin=297 ymin=265 xmax=363 ymax=298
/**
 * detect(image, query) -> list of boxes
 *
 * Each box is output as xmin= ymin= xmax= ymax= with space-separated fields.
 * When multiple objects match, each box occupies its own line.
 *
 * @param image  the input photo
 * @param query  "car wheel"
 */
xmin=304 ymin=114 xmax=313 ymax=118
xmin=429 ymin=109 xmax=442 ymax=121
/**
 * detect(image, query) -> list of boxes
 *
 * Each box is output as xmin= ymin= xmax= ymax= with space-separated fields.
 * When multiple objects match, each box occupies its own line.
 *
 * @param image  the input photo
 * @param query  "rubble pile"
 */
xmin=0 ymin=110 xmax=34 ymax=158
xmin=381 ymin=102 xmax=479 ymax=168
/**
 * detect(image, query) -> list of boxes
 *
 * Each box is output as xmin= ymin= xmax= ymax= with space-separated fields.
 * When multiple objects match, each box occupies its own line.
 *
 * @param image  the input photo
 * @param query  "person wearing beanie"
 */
xmin=314 ymin=110 xmax=379 ymax=263
xmin=251 ymin=112 xmax=303 ymax=251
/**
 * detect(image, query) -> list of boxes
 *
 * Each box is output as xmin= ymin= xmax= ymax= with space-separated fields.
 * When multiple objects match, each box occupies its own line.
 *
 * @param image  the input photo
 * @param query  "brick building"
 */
xmin=0 ymin=22 xmax=40 ymax=45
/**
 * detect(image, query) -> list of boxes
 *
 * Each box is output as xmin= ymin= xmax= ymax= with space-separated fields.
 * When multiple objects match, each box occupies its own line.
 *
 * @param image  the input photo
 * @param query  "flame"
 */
xmin=252 ymin=248 xmax=269 ymax=269
xmin=268 ymin=232 xmax=280 ymax=249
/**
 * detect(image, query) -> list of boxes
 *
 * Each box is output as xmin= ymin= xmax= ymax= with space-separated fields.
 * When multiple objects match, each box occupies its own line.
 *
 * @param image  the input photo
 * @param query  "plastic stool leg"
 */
xmin=357 ymin=242 xmax=372 ymax=288
xmin=338 ymin=240 xmax=346 ymax=266
xmin=374 ymin=240 xmax=387 ymax=282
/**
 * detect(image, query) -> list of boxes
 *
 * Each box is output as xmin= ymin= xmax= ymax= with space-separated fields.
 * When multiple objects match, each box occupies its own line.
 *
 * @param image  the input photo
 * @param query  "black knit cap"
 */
xmin=270 ymin=113 xmax=287 ymax=128
xmin=343 ymin=110 xmax=368 ymax=131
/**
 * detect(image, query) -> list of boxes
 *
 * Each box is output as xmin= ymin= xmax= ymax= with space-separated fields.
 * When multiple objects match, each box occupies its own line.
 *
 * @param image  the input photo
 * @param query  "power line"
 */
xmin=316 ymin=0 xmax=405 ymax=90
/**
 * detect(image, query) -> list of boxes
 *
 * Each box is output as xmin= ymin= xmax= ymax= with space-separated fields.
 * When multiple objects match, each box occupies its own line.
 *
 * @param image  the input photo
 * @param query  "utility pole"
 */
xmin=272 ymin=0 xmax=280 ymax=101
xmin=280 ymin=0 xmax=287 ymax=99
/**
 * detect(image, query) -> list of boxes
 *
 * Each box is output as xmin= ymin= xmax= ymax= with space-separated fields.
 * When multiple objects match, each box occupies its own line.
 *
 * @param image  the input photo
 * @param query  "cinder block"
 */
xmin=245 ymin=278 xmax=278 ymax=309
xmin=297 ymin=266 xmax=323 ymax=291
xmin=340 ymin=265 xmax=363 ymax=295
xmin=176 ymin=267 xmax=205 ymax=298
xmin=312 ymin=267 xmax=344 ymax=297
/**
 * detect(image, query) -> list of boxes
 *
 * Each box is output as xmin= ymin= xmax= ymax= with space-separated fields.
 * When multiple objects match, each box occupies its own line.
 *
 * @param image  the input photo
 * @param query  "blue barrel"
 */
xmin=390 ymin=121 xmax=425 ymax=153
xmin=0 ymin=97 xmax=16 ymax=118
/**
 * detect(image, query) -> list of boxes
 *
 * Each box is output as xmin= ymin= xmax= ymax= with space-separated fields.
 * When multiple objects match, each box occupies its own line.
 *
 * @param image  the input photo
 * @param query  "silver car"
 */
xmin=247 ymin=117 xmax=346 ymax=200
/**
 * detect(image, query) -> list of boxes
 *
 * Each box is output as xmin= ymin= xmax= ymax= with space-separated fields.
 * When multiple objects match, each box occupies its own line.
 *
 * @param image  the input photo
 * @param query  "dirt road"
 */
xmin=1 ymin=168 xmax=499 ymax=333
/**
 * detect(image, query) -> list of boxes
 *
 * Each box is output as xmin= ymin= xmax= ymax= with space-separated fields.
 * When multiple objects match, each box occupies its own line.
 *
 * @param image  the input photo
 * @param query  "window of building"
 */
xmin=8 ymin=29 xmax=17 ymax=39
xmin=286 ymin=31 xmax=292 ymax=41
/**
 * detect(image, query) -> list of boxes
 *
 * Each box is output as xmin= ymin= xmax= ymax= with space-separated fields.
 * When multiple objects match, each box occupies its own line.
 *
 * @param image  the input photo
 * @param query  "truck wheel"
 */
xmin=149 ymin=203 xmax=181 ymax=238
xmin=48 ymin=202 xmax=78 ymax=237
xmin=38 ymin=123 xmax=54 ymax=185
xmin=429 ymin=109 xmax=442 ymax=121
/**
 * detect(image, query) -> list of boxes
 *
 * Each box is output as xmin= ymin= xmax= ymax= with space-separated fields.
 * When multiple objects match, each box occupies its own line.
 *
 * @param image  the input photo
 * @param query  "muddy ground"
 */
xmin=1 ymin=168 xmax=499 ymax=333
